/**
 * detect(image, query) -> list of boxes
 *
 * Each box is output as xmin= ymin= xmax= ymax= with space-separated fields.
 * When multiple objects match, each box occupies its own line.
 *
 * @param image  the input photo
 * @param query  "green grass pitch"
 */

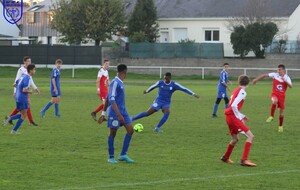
xmin=0 ymin=67 xmax=299 ymax=190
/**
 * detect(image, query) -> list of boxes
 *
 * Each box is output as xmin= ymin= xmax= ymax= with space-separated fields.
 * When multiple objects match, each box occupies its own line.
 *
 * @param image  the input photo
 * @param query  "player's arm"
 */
xmin=231 ymin=89 xmax=247 ymax=121
xmin=30 ymin=77 xmax=40 ymax=94
xmin=96 ymin=77 xmax=101 ymax=94
xmin=282 ymin=76 xmax=292 ymax=88
xmin=13 ymin=69 xmax=23 ymax=94
xmin=144 ymin=81 xmax=160 ymax=94
xmin=23 ymin=78 xmax=32 ymax=94
xmin=252 ymin=74 xmax=269 ymax=85
xmin=52 ymin=77 xmax=57 ymax=93
xmin=221 ymin=72 xmax=230 ymax=90
xmin=109 ymin=82 xmax=124 ymax=124
xmin=174 ymin=82 xmax=199 ymax=98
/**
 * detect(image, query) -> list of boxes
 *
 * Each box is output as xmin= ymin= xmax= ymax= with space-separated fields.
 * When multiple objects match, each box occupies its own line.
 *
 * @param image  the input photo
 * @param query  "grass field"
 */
xmin=0 ymin=67 xmax=299 ymax=190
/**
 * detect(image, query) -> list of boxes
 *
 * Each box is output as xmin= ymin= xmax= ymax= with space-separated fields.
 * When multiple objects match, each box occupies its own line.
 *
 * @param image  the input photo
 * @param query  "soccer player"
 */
xmin=220 ymin=75 xmax=256 ymax=167
xmin=131 ymin=72 xmax=199 ymax=133
xmin=91 ymin=59 xmax=110 ymax=121
xmin=5 ymin=56 xmax=40 ymax=126
xmin=106 ymin=64 xmax=134 ymax=163
xmin=212 ymin=63 xmax=231 ymax=117
xmin=40 ymin=59 xmax=63 ymax=118
xmin=253 ymin=64 xmax=292 ymax=132
xmin=3 ymin=64 xmax=37 ymax=134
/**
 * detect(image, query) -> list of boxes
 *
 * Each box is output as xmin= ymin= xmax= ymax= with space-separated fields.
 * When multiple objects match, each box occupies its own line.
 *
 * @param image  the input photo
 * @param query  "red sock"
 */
xmin=279 ymin=115 xmax=284 ymax=126
xmin=223 ymin=143 xmax=235 ymax=159
xmin=94 ymin=104 xmax=104 ymax=113
xmin=9 ymin=108 xmax=19 ymax=116
xmin=270 ymin=104 xmax=276 ymax=117
xmin=241 ymin=142 xmax=252 ymax=160
xmin=27 ymin=107 xmax=34 ymax=123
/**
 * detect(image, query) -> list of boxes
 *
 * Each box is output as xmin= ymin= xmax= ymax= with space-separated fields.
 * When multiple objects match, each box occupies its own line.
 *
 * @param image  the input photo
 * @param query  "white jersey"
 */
xmin=14 ymin=66 xmax=37 ymax=93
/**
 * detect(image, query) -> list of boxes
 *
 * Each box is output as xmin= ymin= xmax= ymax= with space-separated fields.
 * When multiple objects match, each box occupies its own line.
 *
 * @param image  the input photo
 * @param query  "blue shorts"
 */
xmin=107 ymin=114 xmax=132 ymax=129
xmin=151 ymin=100 xmax=170 ymax=111
xmin=16 ymin=102 xmax=28 ymax=110
xmin=51 ymin=88 xmax=61 ymax=97
xmin=217 ymin=91 xmax=228 ymax=99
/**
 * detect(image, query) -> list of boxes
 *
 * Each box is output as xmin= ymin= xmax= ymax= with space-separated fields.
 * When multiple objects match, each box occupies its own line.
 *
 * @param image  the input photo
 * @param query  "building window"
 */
xmin=27 ymin=12 xmax=35 ymax=23
xmin=204 ymin=30 xmax=220 ymax=41
xmin=174 ymin=28 xmax=187 ymax=42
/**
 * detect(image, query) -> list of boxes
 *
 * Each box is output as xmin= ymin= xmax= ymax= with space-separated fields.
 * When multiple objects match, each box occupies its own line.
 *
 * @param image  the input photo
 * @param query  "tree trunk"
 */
xmin=95 ymin=40 xmax=100 ymax=46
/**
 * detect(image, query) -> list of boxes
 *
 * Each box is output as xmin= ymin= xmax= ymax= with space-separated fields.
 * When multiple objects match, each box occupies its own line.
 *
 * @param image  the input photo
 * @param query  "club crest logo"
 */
xmin=3 ymin=0 xmax=23 ymax=24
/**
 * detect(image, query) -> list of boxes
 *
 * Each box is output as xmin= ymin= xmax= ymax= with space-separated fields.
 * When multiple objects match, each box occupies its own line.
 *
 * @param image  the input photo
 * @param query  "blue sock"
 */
xmin=212 ymin=103 xmax=219 ymax=115
xmin=42 ymin=102 xmax=53 ymax=112
xmin=156 ymin=113 xmax=169 ymax=129
xmin=108 ymin=136 xmax=115 ymax=159
xmin=120 ymin=134 xmax=132 ymax=156
xmin=13 ymin=118 xmax=24 ymax=131
xmin=10 ymin=114 xmax=21 ymax=120
xmin=225 ymin=103 xmax=228 ymax=109
xmin=132 ymin=112 xmax=147 ymax=121
xmin=55 ymin=103 xmax=59 ymax=116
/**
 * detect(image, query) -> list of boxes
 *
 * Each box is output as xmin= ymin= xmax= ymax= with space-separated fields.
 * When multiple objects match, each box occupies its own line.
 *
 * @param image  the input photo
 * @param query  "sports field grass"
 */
xmin=0 ymin=67 xmax=299 ymax=190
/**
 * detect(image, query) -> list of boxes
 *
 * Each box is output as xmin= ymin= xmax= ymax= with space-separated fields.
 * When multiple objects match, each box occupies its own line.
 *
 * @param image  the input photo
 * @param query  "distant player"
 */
xmin=3 ymin=64 xmax=37 ymax=134
xmin=40 ymin=59 xmax=63 ymax=118
xmin=5 ymin=56 xmax=40 ymax=126
xmin=106 ymin=64 xmax=135 ymax=163
xmin=212 ymin=63 xmax=231 ymax=117
xmin=91 ymin=59 xmax=110 ymax=121
xmin=253 ymin=64 xmax=292 ymax=132
xmin=220 ymin=75 xmax=256 ymax=167
xmin=131 ymin=72 xmax=199 ymax=133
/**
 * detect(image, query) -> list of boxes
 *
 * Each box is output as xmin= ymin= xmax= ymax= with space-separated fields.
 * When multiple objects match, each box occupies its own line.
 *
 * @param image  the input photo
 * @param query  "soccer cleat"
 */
xmin=212 ymin=114 xmax=218 ymax=118
xmin=154 ymin=128 xmax=164 ymax=133
xmin=8 ymin=120 xmax=14 ymax=125
xmin=40 ymin=110 xmax=45 ymax=118
xmin=2 ymin=116 xmax=11 ymax=126
xmin=11 ymin=130 xmax=21 ymax=135
xmin=55 ymin=114 xmax=61 ymax=118
xmin=91 ymin=112 xmax=97 ymax=121
xmin=220 ymin=156 xmax=234 ymax=164
xmin=30 ymin=122 xmax=38 ymax=126
xmin=266 ymin=116 xmax=274 ymax=123
xmin=278 ymin=126 xmax=283 ymax=132
xmin=107 ymin=158 xmax=118 ymax=164
xmin=118 ymin=155 xmax=134 ymax=163
xmin=240 ymin=160 xmax=256 ymax=167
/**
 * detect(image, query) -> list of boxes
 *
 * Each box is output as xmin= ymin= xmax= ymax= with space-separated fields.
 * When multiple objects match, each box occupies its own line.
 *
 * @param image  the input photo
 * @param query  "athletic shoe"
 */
xmin=2 ymin=116 xmax=11 ymax=126
xmin=11 ymin=130 xmax=21 ymax=135
xmin=212 ymin=114 xmax=218 ymax=118
xmin=154 ymin=128 xmax=164 ymax=133
xmin=40 ymin=110 xmax=45 ymax=118
xmin=91 ymin=112 xmax=97 ymax=121
xmin=30 ymin=122 xmax=38 ymax=126
xmin=118 ymin=155 xmax=134 ymax=163
xmin=240 ymin=160 xmax=256 ymax=167
xmin=8 ymin=120 xmax=14 ymax=125
xmin=278 ymin=126 xmax=283 ymax=132
xmin=55 ymin=114 xmax=62 ymax=118
xmin=266 ymin=116 xmax=274 ymax=123
xmin=107 ymin=158 xmax=118 ymax=164
xmin=220 ymin=156 xmax=234 ymax=164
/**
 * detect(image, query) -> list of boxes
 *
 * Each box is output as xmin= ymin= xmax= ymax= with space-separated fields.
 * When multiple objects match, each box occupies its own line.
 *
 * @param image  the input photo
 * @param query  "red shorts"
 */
xmin=225 ymin=115 xmax=249 ymax=135
xmin=271 ymin=94 xmax=285 ymax=109
xmin=99 ymin=91 xmax=108 ymax=101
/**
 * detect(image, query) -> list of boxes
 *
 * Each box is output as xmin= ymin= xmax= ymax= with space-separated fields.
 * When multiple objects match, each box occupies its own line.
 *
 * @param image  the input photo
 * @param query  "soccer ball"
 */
xmin=134 ymin=123 xmax=143 ymax=132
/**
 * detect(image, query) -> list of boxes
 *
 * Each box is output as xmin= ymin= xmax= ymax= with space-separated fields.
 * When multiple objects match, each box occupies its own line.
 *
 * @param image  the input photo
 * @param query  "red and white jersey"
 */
xmin=268 ymin=72 xmax=291 ymax=97
xmin=97 ymin=68 xmax=109 ymax=90
xmin=14 ymin=66 xmax=37 ymax=93
xmin=224 ymin=86 xmax=246 ymax=120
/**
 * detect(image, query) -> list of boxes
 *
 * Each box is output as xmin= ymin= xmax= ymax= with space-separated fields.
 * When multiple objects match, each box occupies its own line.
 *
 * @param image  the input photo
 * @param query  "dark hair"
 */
xmin=117 ymin=64 xmax=127 ymax=73
xmin=165 ymin=72 xmax=172 ymax=77
xmin=223 ymin=63 xmax=229 ymax=66
xmin=278 ymin=64 xmax=285 ymax=69
xmin=23 ymin=56 xmax=30 ymax=62
xmin=55 ymin=59 xmax=63 ymax=64
xmin=238 ymin=75 xmax=249 ymax=86
xmin=27 ymin=64 xmax=35 ymax=73
xmin=103 ymin=59 xmax=109 ymax=63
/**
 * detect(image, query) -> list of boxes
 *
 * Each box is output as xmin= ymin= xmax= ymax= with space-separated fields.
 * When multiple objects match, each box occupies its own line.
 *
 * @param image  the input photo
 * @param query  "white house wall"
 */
xmin=287 ymin=4 xmax=300 ymax=43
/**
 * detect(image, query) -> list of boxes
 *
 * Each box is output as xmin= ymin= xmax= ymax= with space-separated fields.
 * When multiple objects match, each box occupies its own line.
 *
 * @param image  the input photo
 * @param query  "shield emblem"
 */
xmin=3 ymin=0 xmax=23 ymax=24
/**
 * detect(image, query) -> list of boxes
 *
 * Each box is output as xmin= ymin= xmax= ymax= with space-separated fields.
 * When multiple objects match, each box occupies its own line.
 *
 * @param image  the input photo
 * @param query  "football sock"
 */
xmin=212 ymin=103 xmax=219 ymax=115
xmin=120 ymin=133 xmax=132 ymax=156
xmin=108 ymin=136 xmax=115 ymax=159
xmin=270 ymin=104 xmax=276 ymax=117
xmin=55 ymin=103 xmax=59 ymax=116
xmin=27 ymin=107 xmax=33 ymax=123
xmin=9 ymin=108 xmax=19 ymax=117
xmin=225 ymin=103 xmax=229 ymax=109
xmin=94 ymin=104 xmax=104 ymax=113
xmin=241 ymin=142 xmax=252 ymax=160
xmin=223 ymin=143 xmax=235 ymax=159
xmin=42 ymin=101 xmax=53 ymax=112
xmin=156 ymin=113 xmax=169 ymax=129
xmin=10 ymin=114 xmax=21 ymax=120
xmin=12 ymin=118 xmax=24 ymax=132
xmin=132 ymin=112 xmax=147 ymax=121
xmin=279 ymin=115 xmax=284 ymax=126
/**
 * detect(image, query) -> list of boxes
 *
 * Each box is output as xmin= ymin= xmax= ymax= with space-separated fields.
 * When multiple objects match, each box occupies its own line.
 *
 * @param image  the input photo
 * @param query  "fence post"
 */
xmin=160 ymin=67 xmax=162 ymax=78
xmin=72 ymin=65 xmax=75 ymax=78
xmin=202 ymin=67 xmax=204 ymax=80
xmin=244 ymin=68 xmax=247 ymax=75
